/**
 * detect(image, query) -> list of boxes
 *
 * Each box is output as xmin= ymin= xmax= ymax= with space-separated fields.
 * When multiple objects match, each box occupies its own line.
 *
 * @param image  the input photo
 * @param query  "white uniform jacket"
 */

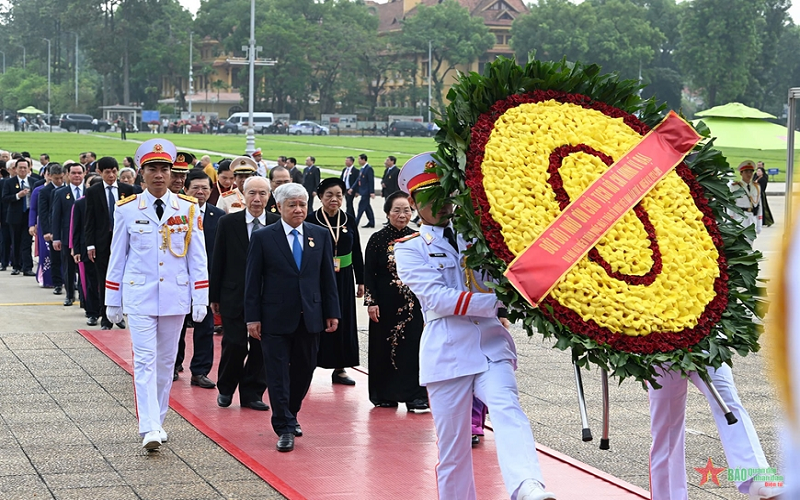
xmin=394 ymin=224 xmax=516 ymax=386
xmin=215 ymin=188 xmax=245 ymax=214
xmin=105 ymin=190 xmax=209 ymax=316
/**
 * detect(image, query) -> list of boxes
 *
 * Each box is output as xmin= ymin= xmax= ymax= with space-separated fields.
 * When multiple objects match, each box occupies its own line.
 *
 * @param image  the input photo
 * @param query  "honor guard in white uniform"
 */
xmin=215 ymin=156 xmax=255 ymax=214
xmin=105 ymin=138 xmax=209 ymax=450
xmin=727 ymin=160 xmax=762 ymax=239
xmin=393 ymin=153 xmax=554 ymax=500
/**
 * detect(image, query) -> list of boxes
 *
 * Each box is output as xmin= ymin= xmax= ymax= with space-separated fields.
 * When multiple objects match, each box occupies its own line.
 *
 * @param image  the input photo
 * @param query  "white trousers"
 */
xmin=129 ymin=314 xmax=185 ymax=436
xmin=648 ymin=364 xmax=769 ymax=499
xmin=426 ymin=360 xmax=545 ymax=500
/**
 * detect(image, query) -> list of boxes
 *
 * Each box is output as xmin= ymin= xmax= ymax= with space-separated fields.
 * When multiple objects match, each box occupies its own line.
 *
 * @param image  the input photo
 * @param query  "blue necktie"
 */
xmin=20 ymin=180 xmax=27 ymax=211
xmin=291 ymin=229 xmax=302 ymax=270
xmin=107 ymin=186 xmax=115 ymax=230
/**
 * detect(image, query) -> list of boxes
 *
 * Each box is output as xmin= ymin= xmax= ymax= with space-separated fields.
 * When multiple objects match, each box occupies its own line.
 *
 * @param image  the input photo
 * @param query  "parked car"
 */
xmin=388 ymin=120 xmax=431 ymax=137
xmin=221 ymin=112 xmax=275 ymax=133
xmin=289 ymin=121 xmax=329 ymax=135
xmin=263 ymin=119 xmax=289 ymax=134
xmin=58 ymin=113 xmax=111 ymax=132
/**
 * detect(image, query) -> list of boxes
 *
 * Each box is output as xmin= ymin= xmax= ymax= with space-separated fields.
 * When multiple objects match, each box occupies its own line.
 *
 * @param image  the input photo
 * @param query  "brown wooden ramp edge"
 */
xmin=77 ymin=329 xmax=650 ymax=500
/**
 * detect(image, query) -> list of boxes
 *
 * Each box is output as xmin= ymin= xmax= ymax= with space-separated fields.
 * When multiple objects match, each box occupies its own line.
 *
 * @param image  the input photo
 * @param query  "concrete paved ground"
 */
xmin=0 ymin=193 xmax=786 ymax=499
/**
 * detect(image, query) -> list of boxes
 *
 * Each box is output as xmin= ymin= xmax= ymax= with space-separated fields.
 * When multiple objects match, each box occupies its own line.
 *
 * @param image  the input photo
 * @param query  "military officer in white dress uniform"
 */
xmin=727 ymin=160 xmax=762 ymax=240
xmin=215 ymin=156 xmax=255 ymax=214
xmin=105 ymin=138 xmax=209 ymax=450
xmin=393 ymin=153 xmax=554 ymax=500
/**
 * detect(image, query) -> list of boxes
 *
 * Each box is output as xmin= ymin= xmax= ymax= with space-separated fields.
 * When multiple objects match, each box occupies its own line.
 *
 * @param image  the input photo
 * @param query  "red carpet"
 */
xmin=78 ymin=328 xmax=649 ymax=499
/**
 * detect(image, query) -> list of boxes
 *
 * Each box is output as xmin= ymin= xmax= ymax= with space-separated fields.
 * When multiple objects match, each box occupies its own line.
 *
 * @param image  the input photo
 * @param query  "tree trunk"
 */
xmin=123 ymin=43 xmax=130 ymax=105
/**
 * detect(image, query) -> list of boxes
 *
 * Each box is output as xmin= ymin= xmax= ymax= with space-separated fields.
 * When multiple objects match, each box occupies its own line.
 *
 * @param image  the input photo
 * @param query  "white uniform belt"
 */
xmin=425 ymin=310 xmax=449 ymax=322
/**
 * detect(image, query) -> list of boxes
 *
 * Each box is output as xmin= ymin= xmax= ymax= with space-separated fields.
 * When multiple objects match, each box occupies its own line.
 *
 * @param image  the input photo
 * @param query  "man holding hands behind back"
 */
xmin=244 ymin=182 xmax=339 ymax=453
xmin=105 ymin=139 xmax=209 ymax=450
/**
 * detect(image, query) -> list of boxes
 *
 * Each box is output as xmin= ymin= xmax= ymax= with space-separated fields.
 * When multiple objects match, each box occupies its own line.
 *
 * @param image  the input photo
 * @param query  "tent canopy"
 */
xmin=695 ymin=102 xmax=777 ymax=119
xmin=693 ymin=117 xmax=800 ymax=151
xmin=17 ymin=106 xmax=44 ymax=114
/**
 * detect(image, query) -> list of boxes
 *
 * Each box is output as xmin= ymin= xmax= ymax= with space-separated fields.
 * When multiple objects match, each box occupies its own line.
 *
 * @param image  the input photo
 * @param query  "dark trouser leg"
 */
xmin=20 ymin=221 xmax=32 ymax=272
xmin=95 ymin=252 xmax=111 ymax=326
xmin=262 ymin=333 xmax=294 ymax=436
xmin=217 ymin=314 xmax=266 ymax=403
xmin=176 ymin=315 xmax=189 ymax=370
xmin=189 ymin=306 xmax=214 ymax=377
xmin=82 ymin=259 xmax=100 ymax=317
xmin=357 ymin=196 xmax=373 ymax=225
xmin=50 ymin=244 xmax=63 ymax=287
xmin=10 ymin=222 xmax=31 ymax=271
xmin=0 ymin=224 xmax=11 ymax=266
xmin=60 ymin=249 xmax=75 ymax=298
xmin=288 ymin=322 xmax=320 ymax=417
xmin=345 ymin=194 xmax=355 ymax=215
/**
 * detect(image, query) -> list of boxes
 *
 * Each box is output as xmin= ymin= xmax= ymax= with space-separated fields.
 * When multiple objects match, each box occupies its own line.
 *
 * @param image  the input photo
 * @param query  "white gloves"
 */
xmin=192 ymin=305 xmax=207 ymax=323
xmin=107 ymin=306 xmax=124 ymax=324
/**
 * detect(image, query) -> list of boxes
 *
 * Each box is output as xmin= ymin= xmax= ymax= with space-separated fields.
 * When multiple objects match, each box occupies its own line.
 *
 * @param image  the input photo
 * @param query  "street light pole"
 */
xmin=427 ymin=40 xmax=432 ymax=124
xmin=65 ymin=32 xmax=78 ymax=107
xmin=43 ymin=38 xmax=51 ymax=132
xmin=188 ymin=32 xmax=194 ymax=114
xmin=245 ymin=0 xmax=257 ymax=154
xmin=0 ymin=51 xmax=5 ymax=74
xmin=15 ymin=44 xmax=25 ymax=69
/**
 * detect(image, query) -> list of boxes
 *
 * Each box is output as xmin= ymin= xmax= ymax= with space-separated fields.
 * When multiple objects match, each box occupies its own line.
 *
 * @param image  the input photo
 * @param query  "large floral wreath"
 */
xmin=424 ymin=58 xmax=763 ymax=385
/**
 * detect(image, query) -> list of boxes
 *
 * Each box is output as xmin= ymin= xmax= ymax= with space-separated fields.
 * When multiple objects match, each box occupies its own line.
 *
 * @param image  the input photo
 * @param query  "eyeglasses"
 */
xmin=389 ymin=209 xmax=413 ymax=215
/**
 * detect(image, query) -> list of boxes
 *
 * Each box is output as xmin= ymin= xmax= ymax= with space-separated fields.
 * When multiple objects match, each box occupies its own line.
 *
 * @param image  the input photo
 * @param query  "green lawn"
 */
xmin=714 ymin=146 xmax=800 ymax=183
xmin=0 ymin=131 xmax=437 ymax=178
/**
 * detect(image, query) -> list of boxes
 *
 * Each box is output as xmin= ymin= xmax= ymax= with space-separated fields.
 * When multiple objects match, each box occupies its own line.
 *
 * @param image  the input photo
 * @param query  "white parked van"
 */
xmin=221 ymin=112 xmax=274 ymax=133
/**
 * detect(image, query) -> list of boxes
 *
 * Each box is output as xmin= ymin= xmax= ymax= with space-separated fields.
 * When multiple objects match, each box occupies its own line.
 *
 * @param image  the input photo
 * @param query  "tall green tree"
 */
xmin=399 ymin=0 xmax=494 ymax=111
xmin=675 ymin=0 xmax=763 ymax=107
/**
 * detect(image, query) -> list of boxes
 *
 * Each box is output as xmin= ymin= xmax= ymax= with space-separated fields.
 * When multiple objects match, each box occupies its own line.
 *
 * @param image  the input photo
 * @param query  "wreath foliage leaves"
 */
xmin=420 ymin=57 xmax=763 ymax=387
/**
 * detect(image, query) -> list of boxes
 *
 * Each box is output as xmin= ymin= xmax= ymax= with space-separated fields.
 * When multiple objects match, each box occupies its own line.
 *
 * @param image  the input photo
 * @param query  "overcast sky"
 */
xmin=177 ymin=0 xmax=798 ymax=23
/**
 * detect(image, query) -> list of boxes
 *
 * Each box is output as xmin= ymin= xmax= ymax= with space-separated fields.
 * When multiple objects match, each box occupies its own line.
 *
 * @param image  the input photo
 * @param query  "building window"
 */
xmin=488 ymin=0 xmax=512 ymax=10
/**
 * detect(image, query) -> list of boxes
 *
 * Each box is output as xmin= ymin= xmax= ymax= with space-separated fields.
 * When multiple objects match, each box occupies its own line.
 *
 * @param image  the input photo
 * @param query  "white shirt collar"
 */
xmin=144 ymin=189 xmax=169 ymax=206
xmin=104 ymin=181 xmax=118 ymax=189
xmin=281 ymin=219 xmax=303 ymax=236
xmin=245 ymin=210 xmax=266 ymax=225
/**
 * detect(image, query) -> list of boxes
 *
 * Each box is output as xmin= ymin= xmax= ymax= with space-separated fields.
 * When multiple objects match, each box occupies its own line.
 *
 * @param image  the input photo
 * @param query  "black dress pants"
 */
xmin=80 ymin=258 xmax=100 ymax=317
xmin=49 ymin=243 xmax=63 ymax=287
xmin=94 ymin=251 xmax=111 ymax=326
xmin=0 ymin=224 xmax=12 ymax=266
xmin=10 ymin=220 xmax=32 ymax=272
xmin=217 ymin=313 xmax=267 ymax=404
xmin=176 ymin=307 xmax=214 ymax=377
xmin=261 ymin=322 xmax=320 ymax=436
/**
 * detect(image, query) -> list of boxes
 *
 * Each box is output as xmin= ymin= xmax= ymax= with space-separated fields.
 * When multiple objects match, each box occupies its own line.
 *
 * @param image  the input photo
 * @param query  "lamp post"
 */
xmin=188 ymin=32 xmax=194 ymax=114
xmin=0 ymin=51 xmax=4 ymax=74
xmin=427 ymin=40 xmax=432 ymax=124
xmin=15 ymin=44 xmax=25 ymax=69
xmin=43 ymin=38 xmax=51 ymax=132
xmin=64 ymin=32 xmax=78 ymax=107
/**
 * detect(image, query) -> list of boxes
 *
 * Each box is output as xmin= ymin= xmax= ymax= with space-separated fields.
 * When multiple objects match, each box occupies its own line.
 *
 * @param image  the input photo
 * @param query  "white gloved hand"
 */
xmin=192 ymin=305 xmax=207 ymax=323
xmin=106 ymin=306 xmax=124 ymax=324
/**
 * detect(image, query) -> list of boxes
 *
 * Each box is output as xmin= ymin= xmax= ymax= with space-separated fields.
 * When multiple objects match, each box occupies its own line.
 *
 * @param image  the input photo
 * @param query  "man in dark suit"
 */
xmin=341 ymin=156 xmax=359 ymax=215
xmin=85 ymin=157 xmax=135 ymax=329
xmin=381 ymin=155 xmax=400 ymax=196
xmin=0 ymin=159 xmax=17 ymax=270
xmin=52 ymin=163 xmax=86 ymax=306
xmin=244 ymin=182 xmax=340 ymax=452
xmin=287 ymin=157 xmax=303 ymax=184
xmin=2 ymin=158 xmax=36 ymax=275
xmin=355 ymin=153 xmax=375 ymax=227
xmin=174 ymin=171 xmax=225 ymax=388
xmin=71 ymin=175 xmax=103 ymax=325
xmin=302 ymin=156 xmax=320 ymax=210
xmin=266 ymin=166 xmax=292 ymax=215
xmin=211 ymin=175 xmax=279 ymax=410
xmin=38 ymin=163 xmax=66 ymax=293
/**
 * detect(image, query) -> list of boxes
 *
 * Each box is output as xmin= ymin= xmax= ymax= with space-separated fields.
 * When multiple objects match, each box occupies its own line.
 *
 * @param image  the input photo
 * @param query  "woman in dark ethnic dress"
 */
xmin=364 ymin=191 xmax=428 ymax=410
xmin=307 ymin=178 xmax=364 ymax=385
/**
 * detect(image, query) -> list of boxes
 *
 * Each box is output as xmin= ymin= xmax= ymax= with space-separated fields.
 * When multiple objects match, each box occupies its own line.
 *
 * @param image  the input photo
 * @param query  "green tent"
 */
xmin=692 ymin=102 xmax=799 ymax=151
xmin=17 ymin=106 xmax=45 ymax=114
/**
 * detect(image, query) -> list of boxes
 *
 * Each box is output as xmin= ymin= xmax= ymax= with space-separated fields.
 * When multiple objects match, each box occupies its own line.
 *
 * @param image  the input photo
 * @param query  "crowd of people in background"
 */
xmin=0 ymin=145 xmax=429 ymax=424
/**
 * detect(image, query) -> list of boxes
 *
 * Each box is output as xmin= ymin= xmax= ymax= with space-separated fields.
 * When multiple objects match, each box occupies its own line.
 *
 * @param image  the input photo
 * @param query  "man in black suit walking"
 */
xmin=38 ymin=163 xmax=65 ymax=294
xmin=381 ymin=156 xmax=400 ymax=196
xmin=244 ymin=182 xmax=339 ymax=452
xmin=2 ymin=158 xmax=36 ymax=275
xmin=287 ymin=157 xmax=303 ymax=185
xmin=71 ymin=175 xmax=103 ymax=325
xmin=211 ymin=175 xmax=279 ymax=410
xmin=174 ymin=170 xmax=225 ymax=388
xmin=85 ymin=157 xmax=135 ymax=329
xmin=341 ymin=156 xmax=359 ymax=215
xmin=355 ymin=153 xmax=375 ymax=227
xmin=302 ymin=156 xmax=320 ymax=210
xmin=52 ymin=163 xmax=86 ymax=306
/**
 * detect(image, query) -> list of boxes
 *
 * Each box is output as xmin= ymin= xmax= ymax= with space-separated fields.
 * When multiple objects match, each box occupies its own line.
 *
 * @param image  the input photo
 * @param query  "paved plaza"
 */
xmin=0 ymin=193 xmax=787 ymax=499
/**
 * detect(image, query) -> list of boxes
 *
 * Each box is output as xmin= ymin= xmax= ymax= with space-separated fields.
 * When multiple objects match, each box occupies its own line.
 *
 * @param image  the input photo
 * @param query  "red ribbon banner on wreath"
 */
xmin=504 ymin=111 xmax=702 ymax=306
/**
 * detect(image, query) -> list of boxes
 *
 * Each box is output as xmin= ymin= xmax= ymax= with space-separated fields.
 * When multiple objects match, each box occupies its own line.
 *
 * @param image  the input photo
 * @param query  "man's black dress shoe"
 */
xmin=374 ymin=402 xmax=398 ymax=408
xmin=190 ymin=375 xmax=216 ymax=389
xmin=472 ymin=435 xmax=481 ymax=447
xmin=53 ymin=285 xmax=62 ymax=295
xmin=361 ymin=224 xmax=375 ymax=228
xmin=242 ymin=400 xmax=270 ymax=411
xmin=176 ymin=365 xmax=184 ymax=372
xmin=0 ymin=265 xmax=6 ymax=271
xmin=276 ymin=433 xmax=294 ymax=452
xmin=332 ymin=369 xmax=356 ymax=386
xmin=101 ymin=325 xmax=112 ymax=330
xmin=10 ymin=270 xmax=20 ymax=275
xmin=115 ymin=320 xmax=126 ymax=329
xmin=63 ymin=298 xmax=73 ymax=306
xmin=406 ymin=399 xmax=429 ymax=412
xmin=217 ymin=394 xmax=232 ymax=407
xmin=22 ymin=271 xmax=35 ymax=277
xmin=173 ymin=370 xmax=179 ymax=382
xmin=86 ymin=317 xmax=98 ymax=326
xmin=294 ymin=424 xmax=302 ymax=437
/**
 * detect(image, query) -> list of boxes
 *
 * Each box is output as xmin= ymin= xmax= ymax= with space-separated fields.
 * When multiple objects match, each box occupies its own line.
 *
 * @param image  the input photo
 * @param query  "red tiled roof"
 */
xmin=368 ymin=0 xmax=528 ymax=33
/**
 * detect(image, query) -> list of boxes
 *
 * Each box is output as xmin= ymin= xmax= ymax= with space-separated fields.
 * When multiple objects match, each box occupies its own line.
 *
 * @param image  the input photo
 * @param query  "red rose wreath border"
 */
xmin=464 ymin=90 xmax=729 ymax=355
xmin=426 ymin=57 xmax=763 ymax=385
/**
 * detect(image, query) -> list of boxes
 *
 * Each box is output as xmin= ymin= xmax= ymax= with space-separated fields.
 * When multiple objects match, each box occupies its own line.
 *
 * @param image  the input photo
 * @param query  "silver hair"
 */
xmin=274 ymin=183 xmax=308 ymax=205
xmin=243 ymin=176 xmax=269 ymax=192
xmin=119 ymin=167 xmax=136 ymax=178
